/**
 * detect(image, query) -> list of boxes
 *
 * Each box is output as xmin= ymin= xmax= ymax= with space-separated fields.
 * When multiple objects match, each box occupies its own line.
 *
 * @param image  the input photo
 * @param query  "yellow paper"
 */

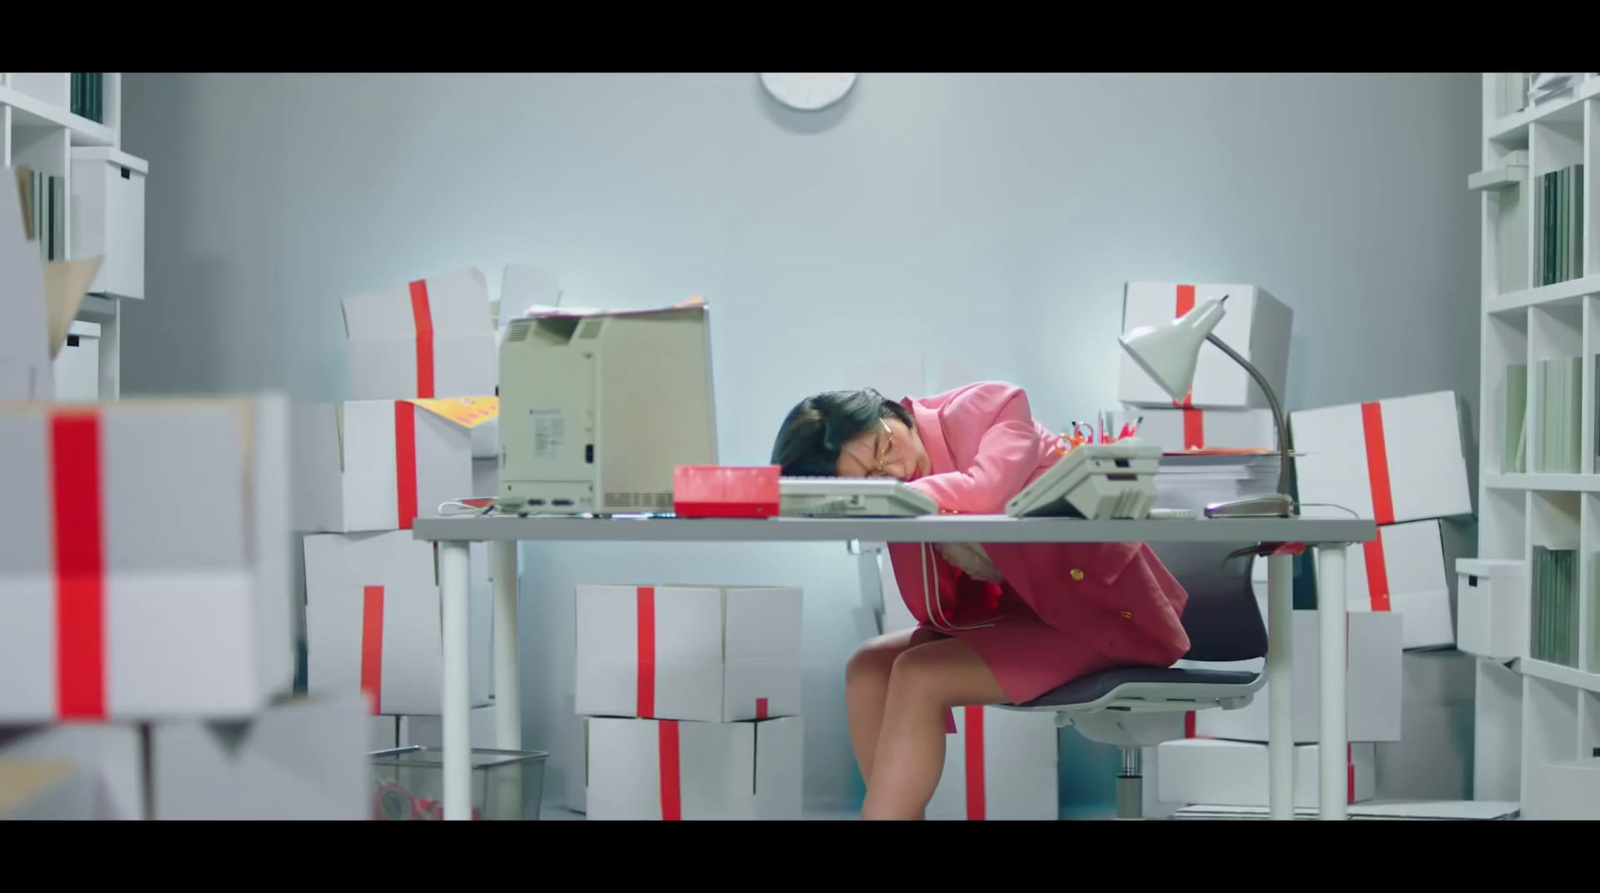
xmin=44 ymin=257 xmax=102 ymax=359
xmin=405 ymin=396 xmax=499 ymax=428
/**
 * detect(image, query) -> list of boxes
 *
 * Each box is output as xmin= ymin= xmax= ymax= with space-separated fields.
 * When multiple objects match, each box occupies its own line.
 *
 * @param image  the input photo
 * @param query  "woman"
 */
xmin=771 ymin=381 xmax=1190 ymax=820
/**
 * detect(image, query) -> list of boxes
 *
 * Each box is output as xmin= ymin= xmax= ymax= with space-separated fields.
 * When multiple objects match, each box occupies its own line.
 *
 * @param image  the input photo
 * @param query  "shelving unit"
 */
xmin=1 ymin=72 xmax=145 ymax=400
xmin=1473 ymin=73 xmax=1600 ymax=815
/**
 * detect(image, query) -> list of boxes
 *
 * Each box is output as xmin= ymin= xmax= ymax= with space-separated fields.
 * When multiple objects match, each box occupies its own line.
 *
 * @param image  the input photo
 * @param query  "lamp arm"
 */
xmin=1203 ymin=332 xmax=1295 ymax=511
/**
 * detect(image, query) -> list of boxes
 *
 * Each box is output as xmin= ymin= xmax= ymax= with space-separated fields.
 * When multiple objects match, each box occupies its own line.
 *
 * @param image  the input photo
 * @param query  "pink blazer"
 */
xmin=886 ymin=382 xmax=1191 ymax=667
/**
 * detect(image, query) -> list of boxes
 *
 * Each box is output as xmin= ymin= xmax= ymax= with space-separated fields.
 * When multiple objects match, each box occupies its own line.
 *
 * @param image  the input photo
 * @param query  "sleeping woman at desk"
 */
xmin=771 ymin=381 xmax=1190 ymax=820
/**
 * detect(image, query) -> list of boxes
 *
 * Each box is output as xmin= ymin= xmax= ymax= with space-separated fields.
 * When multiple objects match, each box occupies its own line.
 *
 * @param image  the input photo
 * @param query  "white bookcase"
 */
xmin=0 ymin=72 xmax=146 ymax=400
xmin=1473 ymin=73 xmax=1600 ymax=812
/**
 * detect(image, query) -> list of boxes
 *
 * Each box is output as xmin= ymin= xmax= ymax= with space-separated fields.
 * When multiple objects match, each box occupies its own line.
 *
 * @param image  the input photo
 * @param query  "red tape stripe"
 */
xmin=756 ymin=697 xmax=769 ymax=719
xmin=408 ymin=279 xmax=435 ymax=399
xmin=1182 ymin=410 xmax=1205 ymax=450
xmin=1183 ymin=711 xmax=1196 ymax=738
xmin=361 ymin=585 xmax=385 ymax=715
xmin=637 ymin=587 xmax=656 ymax=718
xmin=1362 ymin=529 xmax=1391 ymax=612
xmin=1360 ymin=401 xmax=1395 ymax=524
xmin=1347 ymin=743 xmax=1356 ymax=804
xmin=964 ymin=706 xmax=986 ymax=820
xmin=1173 ymin=284 xmax=1196 ymax=408
xmin=51 ymin=411 xmax=106 ymax=720
xmin=394 ymin=401 xmax=418 ymax=531
xmin=658 ymin=720 xmax=682 ymax=820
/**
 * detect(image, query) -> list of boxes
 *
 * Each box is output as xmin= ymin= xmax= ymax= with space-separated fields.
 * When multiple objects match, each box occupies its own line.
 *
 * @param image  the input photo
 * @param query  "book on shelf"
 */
xmin=1505 ymin=363 xmax=1527 ymax=473
xmin=1537 ymin=357 xmax=1581 ymax=474
xmin=1533 ymin=546 xmax=1578 ymax=668
xmin=12 ymin=165 xmax=66 ymax=262
xmin=1536 ymin=164 xmax=1585 ymax=287
xmin=69 ymin=73 xmax=103 ymax=124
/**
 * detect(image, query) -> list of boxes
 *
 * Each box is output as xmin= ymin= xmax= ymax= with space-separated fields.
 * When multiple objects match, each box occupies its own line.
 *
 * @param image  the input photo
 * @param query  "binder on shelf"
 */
xmin=1535 ymin=358 xmax=1580 ymax=474
xmin=1504 ymin=363 xmax=1526 ymax=473
xmin=1532 ymin=546 xmax=1578 ymax=668
xmin=1536 ymin=164 xmax=1585 ymax=287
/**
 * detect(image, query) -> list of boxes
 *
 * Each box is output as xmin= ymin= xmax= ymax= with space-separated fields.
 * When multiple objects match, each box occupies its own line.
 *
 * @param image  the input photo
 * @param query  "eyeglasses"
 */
xmin=868 ymin=419 xmax=895 ymax=478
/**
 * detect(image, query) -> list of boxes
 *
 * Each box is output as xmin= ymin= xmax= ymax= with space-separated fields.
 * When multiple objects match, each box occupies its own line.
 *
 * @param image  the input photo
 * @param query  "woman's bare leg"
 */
xmin=861 ymin=637 xmax=1008 ymax=820
xmin=844 ymin=628 xmax=943 ymax=786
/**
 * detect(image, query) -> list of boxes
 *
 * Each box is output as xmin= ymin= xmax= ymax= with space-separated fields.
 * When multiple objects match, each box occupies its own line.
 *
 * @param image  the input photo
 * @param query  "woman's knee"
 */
xmin=846 ymin=632 xmax=912 ymax=689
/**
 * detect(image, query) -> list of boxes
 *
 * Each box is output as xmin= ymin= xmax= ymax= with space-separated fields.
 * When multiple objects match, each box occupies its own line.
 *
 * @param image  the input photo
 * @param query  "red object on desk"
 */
xmin=672 ymin=465 xmax=781 ymax=519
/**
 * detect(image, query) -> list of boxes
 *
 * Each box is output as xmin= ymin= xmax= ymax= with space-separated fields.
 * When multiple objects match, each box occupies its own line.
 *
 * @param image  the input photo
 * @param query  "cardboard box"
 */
xmin=1156 ymin=739 xmax=1375 ymax=808
xmin=0 ymin=724 xmax=144 ymax=819
xmin=400 ymin=705 xmax=499 ymax=749
xmin=150 ymin=693 xmax=371 ymax=820
xmin=575 ymin=585 xmax=802 ymax=723
xmin=0 ymin=397 xmax=295 ymax=721
xmin=1134 ymin=407 xmax=1277 ymax=452
xmin=584 ymin=716 xmax=803 ymax=820
xmin=1186 ymin=610 xmax=1402 ymax=743
xmin=342 ymin=267 xmax=497 ymax=401
xmin=1527 ymin=757 xmax=1600 ymax=820
xmin=1291 ymin=390 xmax=1473 ymax=524
xmin=1455 ymin=558 xmax=1528 ymax=660
xmin=304 ymin=531 xmax=492 ymax=715
xmin=292 ymin=399 xmax=475 ymax=534
xmin=0 ymin=758 xmax=97 ymax=819
xmin=370 ymin=716 xmax=399 ymax=751
xmin=1373 ymin=650 xmax=1476 ymax=801
xmin=1118 ymin=282 xmax=1292 ymax=409
xmin=926 ymin=706 xmax=1059 ymax=820
xmin=1345 ymin=519 xmax=1466 ymax=650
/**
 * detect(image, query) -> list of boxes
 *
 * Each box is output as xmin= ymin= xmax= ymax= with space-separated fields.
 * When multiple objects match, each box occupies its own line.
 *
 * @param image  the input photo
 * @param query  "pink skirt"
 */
xmin=916 ymin=590 xmax=1118 ymax=734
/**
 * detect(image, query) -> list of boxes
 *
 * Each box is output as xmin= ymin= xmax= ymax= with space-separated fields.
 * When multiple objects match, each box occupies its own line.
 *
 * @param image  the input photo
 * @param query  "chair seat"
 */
xmin=1007 ymin=666 xmax=1263 ymax=714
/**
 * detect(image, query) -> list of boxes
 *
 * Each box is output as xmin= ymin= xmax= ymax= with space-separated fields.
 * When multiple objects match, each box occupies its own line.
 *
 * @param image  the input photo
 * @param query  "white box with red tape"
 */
xmin=583 ymin=716 xmax=803 ymax=820
xmin=304 ymin=531 xmax=492 ymax=715
xmin=1156 ymin=738 xmax=1375 ymax=808
xmin=1184 ymin=609 xmax=1402 ymax=743
xmin=575 ymin=585 xmax=803 ymax=723
xmin=1133 ymin=407 xmax=1277 ymax=452
xmin=1291 ymin=390 xmax=1474 ymax=524
xmin=1344 ymin=518 xmax=1468 ymax=650
xmin=1118 ymin=282 xmax=1293 ymax=410
xmin=342 ymin=267 xmax=498 ymax=402
xmin=292 ymin=398 xmax=486 ymax=534
xmin=926 ymin=705 xmax=1059 ymax=820
xmin=0 ymin=397 xmax=294 ymax=722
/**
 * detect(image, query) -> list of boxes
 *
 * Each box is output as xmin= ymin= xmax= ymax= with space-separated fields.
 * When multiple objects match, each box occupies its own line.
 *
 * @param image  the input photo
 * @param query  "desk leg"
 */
xmin=1266 ymin=552 xmax=1294 ymax=821
xmin=491 ymin=540 xmax=521 ymax=751
xmin=439 ymin=541 xmax=473 ymax=820
xmin=1315 ymin=544 xmax=1349 ymax=821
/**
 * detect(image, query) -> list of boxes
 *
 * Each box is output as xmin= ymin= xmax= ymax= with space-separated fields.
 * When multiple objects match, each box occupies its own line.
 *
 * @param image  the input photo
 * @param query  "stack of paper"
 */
xmin=1504 ymin=363 xmax=1527 ymax=473
xmin=1532 ymin=546 xmax=1578 ymax=667
xmin=1537 ymin=358 xmax=1581 ymax=473
xmin=1152 ymin=451 xmax=1282 ymax=513
xmin=1528 ymin=73 xmax=1581 ymax=104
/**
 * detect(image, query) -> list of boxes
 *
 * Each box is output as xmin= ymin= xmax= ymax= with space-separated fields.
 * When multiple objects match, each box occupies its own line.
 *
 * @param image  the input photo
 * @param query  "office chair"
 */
xmin=1001 ymin=541 xmax=1269 ymax=819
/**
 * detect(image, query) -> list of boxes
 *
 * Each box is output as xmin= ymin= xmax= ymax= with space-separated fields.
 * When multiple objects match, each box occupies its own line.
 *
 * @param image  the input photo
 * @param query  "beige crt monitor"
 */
xmin=496 ymin=303 xmax=717 ymax=515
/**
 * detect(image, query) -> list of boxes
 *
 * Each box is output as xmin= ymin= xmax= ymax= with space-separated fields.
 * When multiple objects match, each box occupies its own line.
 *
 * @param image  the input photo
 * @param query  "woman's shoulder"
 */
xmin=918 ymin=380 xmax=1029 ymax=411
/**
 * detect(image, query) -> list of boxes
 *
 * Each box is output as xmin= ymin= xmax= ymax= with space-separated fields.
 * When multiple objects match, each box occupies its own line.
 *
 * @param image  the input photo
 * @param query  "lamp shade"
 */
xmin=1117 ymin=298 xmax=1227 ymax=401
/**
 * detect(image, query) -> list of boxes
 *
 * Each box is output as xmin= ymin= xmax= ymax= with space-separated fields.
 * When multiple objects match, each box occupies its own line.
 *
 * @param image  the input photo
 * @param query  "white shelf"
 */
xmin=1486 ymin=473 xmax=1600 ymax=492
xmin=0 ymin=85 xmax=113 ymax=146
xmin=1488 ymin=275 xmax=1600 ymax=314
xmin=1522 ymin=658 xmax=1600 ymax=694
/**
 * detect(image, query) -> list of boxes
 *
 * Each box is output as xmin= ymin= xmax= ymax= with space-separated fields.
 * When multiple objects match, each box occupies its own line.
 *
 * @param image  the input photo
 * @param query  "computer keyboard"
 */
xmin=778 ymin=477 xmax=939 ymax=517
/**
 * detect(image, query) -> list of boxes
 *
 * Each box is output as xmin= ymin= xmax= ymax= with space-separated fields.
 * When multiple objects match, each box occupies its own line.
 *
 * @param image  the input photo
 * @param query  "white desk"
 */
xmin=412 ymin=514 xmax=1375 ymax=821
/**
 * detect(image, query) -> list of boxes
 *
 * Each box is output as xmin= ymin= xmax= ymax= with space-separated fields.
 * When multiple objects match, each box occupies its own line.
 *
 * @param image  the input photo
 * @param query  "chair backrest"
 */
xmin=1148 ymin=541 xmax=1268 ymax=663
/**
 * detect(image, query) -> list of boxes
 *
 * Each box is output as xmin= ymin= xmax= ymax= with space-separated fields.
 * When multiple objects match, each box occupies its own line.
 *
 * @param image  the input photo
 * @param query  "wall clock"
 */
xmin=759 ymin=73 xmax=858 ymax=111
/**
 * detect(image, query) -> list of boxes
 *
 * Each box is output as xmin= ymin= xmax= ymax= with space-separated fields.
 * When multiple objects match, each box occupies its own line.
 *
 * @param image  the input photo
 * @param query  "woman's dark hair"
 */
xmin=770 ymin=388 xmax=915 ymax=477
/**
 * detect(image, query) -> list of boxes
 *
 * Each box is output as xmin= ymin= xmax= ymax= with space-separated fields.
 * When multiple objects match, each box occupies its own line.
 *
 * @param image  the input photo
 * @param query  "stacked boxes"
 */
xmin=0 ymin=170 xmax=370 ymax=818
xmin=297 ymin=269 xmax=501 ymax=767
xmin=878 ymin=550 xmax=1061 ymax=819
xmin=1292 ymin=390 xmax=1476 ymax=649
xmin=574 ymin=584 xmax=805 ymax=820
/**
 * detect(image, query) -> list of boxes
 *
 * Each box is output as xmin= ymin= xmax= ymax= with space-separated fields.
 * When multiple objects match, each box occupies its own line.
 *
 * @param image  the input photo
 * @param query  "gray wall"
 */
xmin=122 ymin=72 xmax=1482 ymax=813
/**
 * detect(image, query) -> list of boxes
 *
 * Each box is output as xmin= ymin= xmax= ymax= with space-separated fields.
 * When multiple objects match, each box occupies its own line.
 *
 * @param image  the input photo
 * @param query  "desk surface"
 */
xmin=412 ymin=513 xmax=1375 ymax=544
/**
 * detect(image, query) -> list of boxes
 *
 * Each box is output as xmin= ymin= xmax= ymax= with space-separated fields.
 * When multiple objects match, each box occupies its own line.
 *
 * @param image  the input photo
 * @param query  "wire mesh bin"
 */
xmin=370 ymin=746 xmax=547 ymax=820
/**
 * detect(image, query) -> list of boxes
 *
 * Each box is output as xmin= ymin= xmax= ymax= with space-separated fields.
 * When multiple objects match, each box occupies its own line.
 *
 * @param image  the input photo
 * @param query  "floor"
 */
xmin=537 ymin=802 xmax=1118 ymax=820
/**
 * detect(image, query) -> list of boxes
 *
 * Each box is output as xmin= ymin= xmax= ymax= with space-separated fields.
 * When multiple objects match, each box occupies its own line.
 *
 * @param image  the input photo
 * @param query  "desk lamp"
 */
xmin=1117 ymin=295 xmax=1296 ymax=518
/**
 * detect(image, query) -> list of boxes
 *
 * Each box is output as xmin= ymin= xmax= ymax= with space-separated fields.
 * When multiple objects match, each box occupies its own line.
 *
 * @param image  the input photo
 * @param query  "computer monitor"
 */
xmin=496 ymin=303 xmax=717 ymax=515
